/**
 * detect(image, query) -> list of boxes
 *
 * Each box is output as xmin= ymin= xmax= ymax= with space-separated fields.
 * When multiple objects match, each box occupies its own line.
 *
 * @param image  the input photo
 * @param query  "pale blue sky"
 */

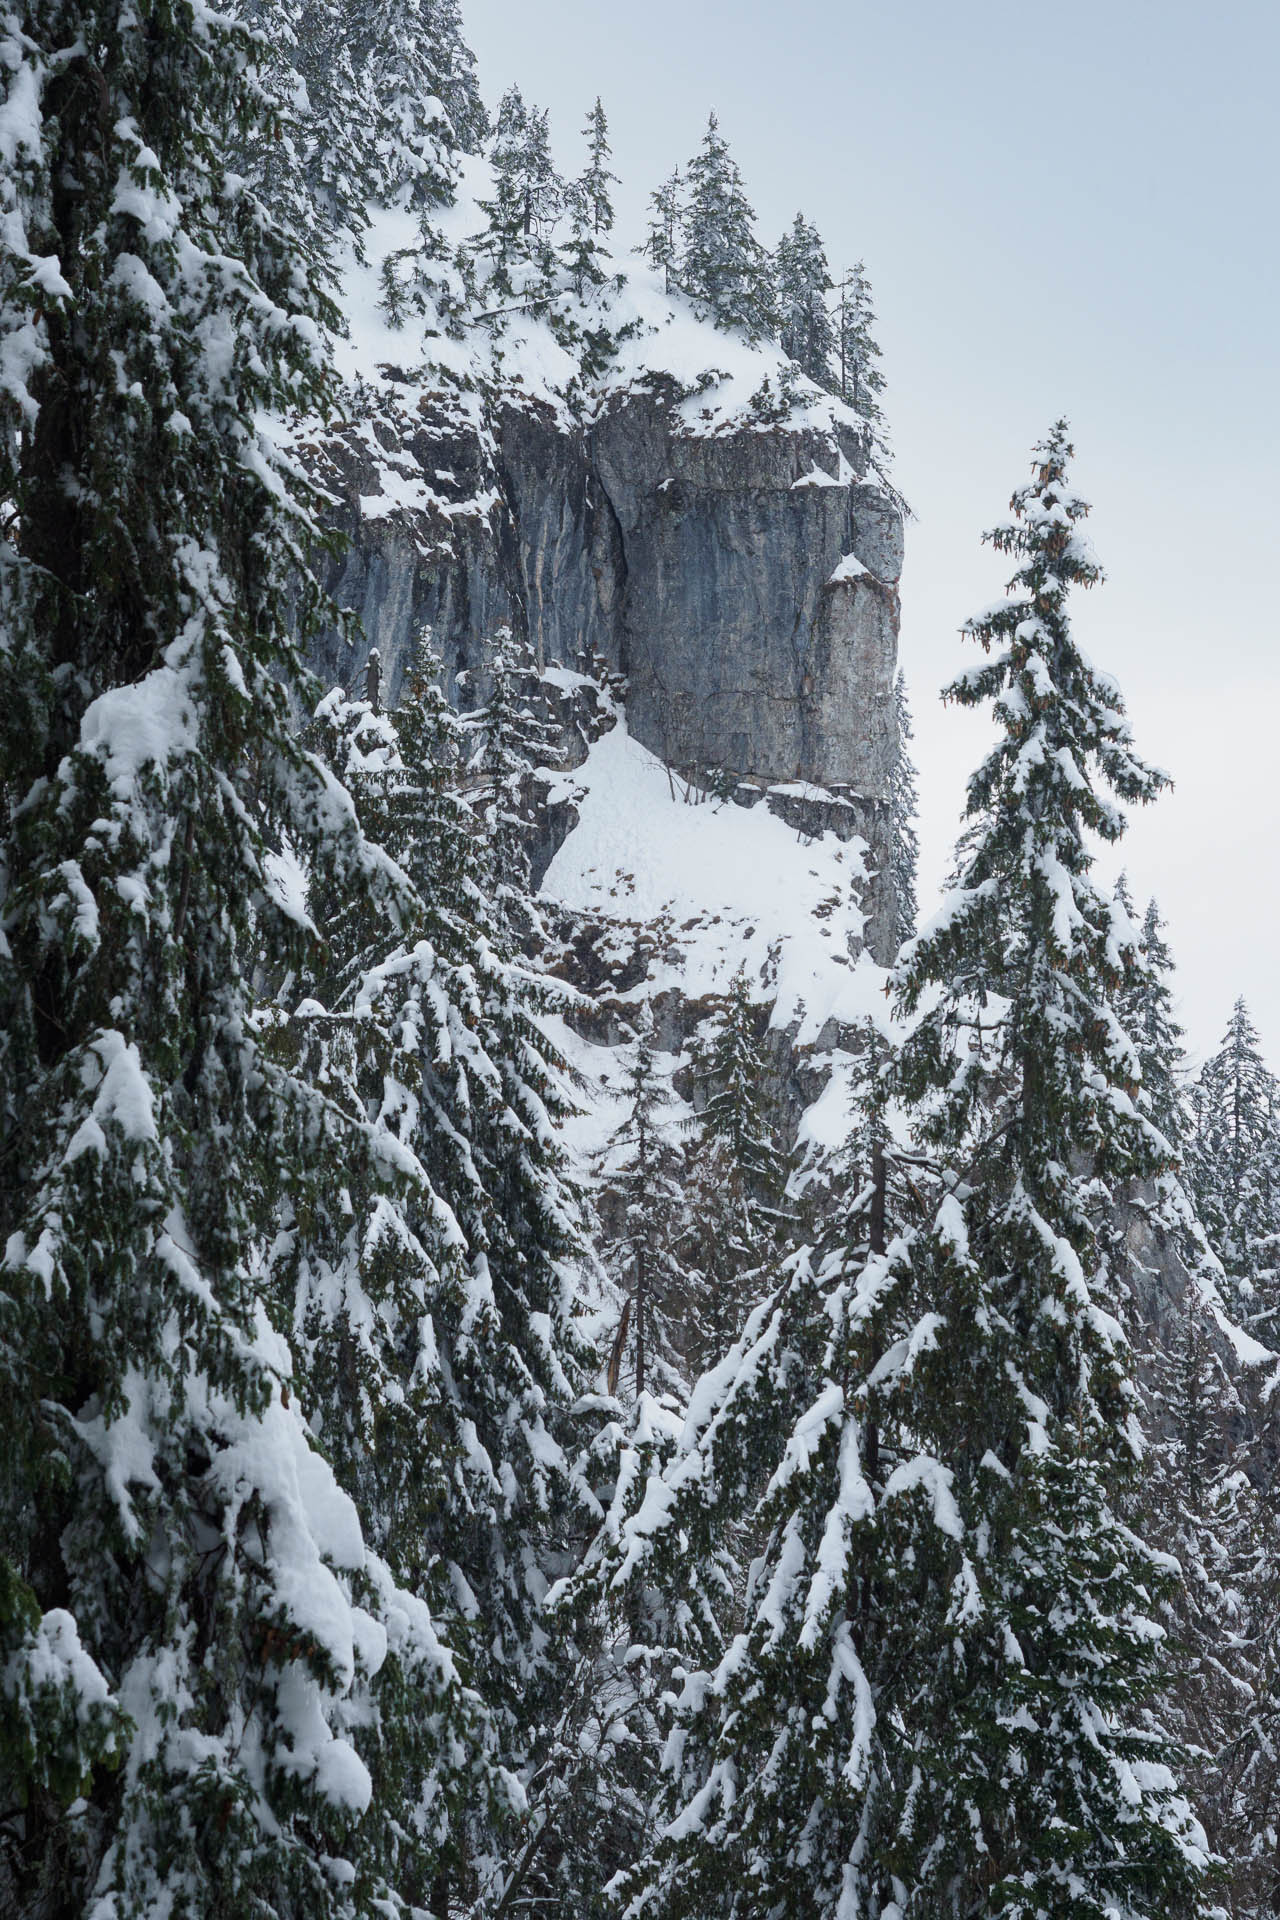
xmin=463 ymin=0 xmax=1280 ymax=1064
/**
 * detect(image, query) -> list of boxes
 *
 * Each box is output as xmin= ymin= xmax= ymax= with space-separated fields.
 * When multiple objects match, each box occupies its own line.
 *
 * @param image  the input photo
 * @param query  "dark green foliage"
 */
xmin=298 ymin=637 xmax=599 ymax=1910
xmin=773 ymin=212 xmax=835 ymax=386
xmin=599 ymin=1012 xmax=687 ymax=1400
xmin=837 ymin=261 xmax=889 ymax=466
xmin=889 ymin=669 xmax=920 ymax=951
xmin=679 ymin=112 xmax=770 ymax=337
xmin=637 ymin=166 xmax=684 ymax=294
xmin=682 ymin=970 xmax=791 ymax=1368
xmin=0 ymin=1 xmax=424 ymax=1911
xmin=1187 ymin=999 xmax=1280 ymax=1324
xmin=618 ymin=427 xmax=1213 ymax=1920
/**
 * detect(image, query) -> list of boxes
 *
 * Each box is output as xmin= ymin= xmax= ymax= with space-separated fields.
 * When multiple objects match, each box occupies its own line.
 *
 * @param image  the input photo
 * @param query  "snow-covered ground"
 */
xmin=538 ymin=714 xmax=892 ymax=1180
xmin=542 ymin=715 xmax=887 ymax=1043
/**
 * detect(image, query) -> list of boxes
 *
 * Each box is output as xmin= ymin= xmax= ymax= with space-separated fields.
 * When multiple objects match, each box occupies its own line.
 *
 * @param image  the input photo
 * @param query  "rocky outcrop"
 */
xmin=308 ymin=377 xmax=904 ymax=957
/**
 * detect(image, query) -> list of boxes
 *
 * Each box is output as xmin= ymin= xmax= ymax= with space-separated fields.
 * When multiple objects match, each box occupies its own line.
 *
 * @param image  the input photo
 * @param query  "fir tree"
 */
xmin=299 ymin=637 xmax=598 ymax=1911
xmin=284 ymin=0 xmax=475 ymax=323
xmin=885 ymin=421 xmax=1212 ymax=1916
xmin=680 ymin=113 xmax=769 ymax=337
xmin=0 ymin=6 xmax=456 ymax=1912
xmin=1187 ymin=999 xmax=1280 ymax=1325
xmin=773 ymin=212 xmax=835 ymax=387
xmin=611 ymin=1021 xmax=937 ymax=1920
xmin=638 ymin=166 xmax=684 ymax=295
xmin=477 ymin=86 xmax=564 ymax=301
xmin=459 ymin=632 xmax=566 ymax=944
xmin=1135 ymin=1292 xmax=1280 ymax=1919
xmin=682 ymin=971 xmax=790 ymax=1368
xmin=618 ymin=426 xmax=1215 ymax=1920
xmin=599 ymin=1013 xmax=687 ymax=1400
xmin=1108 ymin=884 xmax=1189 ymax=1155
xmin=888 ymin=668 xmax=920 ymax=952
xmin=837 ymin=260 xmax=890 ymax=467
xmin=561 ymin=102 xmax=619 ymax=301
xmin=579 ymin=97 xmax=618 ymax=236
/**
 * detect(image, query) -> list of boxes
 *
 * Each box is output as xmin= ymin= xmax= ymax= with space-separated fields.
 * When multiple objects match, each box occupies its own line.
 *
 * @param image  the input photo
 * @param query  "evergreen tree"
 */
xmin=279 ymin=0 xmax=476 ymax=323
xmin=611 ymin=1021 xmax=938 ymax=1920
xmin=619 ymin=425 xmax=1214 ymax=1920
xmin=0 ymin=7 xmax=463 ymax=1913
xmin=888 ymin=668 xmax=920 ymax=952
xmin=561 ymin=102 xmax=618 ymax=300
xmin=680 ymin=113 xmax=769 ymax=337
xmin=837 ymin=261 xmax=889 ymax=466
xmin=599 ymin=1013 xmax=688 ymax=1400
xmin=459 ymin=632 xmax=566 ymax=944
xmin=1109 ymin=884 xmax=1189 ymax=1155
xmin=773 ymin=213 xmax=835 ymax=387
xmin=477 ymin=87 xmax=564 ymax=300
xmin=682 ymin=972 xmax=790 ymax=1368
xmin=1136 ymin=1293 xmax=1280 ymax=1919
xmin=638 ymin=166 xmax=684 ymax=295
xmin=579 ymin=97 xmax=618 ymax=237
xmin=885 ymin=421 xmax=1212 ymax=1916
xmin=299 ymin=637 xmax=598 ymax=1910
xmin=1187 ymin=999 xmax=1280 ymax=1325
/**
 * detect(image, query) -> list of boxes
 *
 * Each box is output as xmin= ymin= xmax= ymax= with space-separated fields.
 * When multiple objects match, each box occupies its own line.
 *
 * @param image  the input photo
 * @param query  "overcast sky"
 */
xmin=463 ymin=0 xmax=1279 ymax=1066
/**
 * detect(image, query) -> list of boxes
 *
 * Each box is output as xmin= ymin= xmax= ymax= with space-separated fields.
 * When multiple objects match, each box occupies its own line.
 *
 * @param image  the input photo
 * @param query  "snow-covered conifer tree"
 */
xmin=280 ymin=0 xmax=474 ymax=320
xmin=579 ymin=97 xmax=618 ymax=237
xmin=1131 ymin=896 xmax=1189 ymax=1151
xmin=0 ymin=5 xmax=452 ymax=1911
xmin=615 ymin=426 xmax=1218 ymax=1920
xmin=297 ymin=637 xmax=598 ymax=1911
xmin=838 ymin=260 xmax=889 ymax=463
xmin=561 ymin=101 xmax=618 ymax=297
xmin=682 ymin=972 xmax=790 ymax=1368
xmin=611 ymin=1019 xmax=943 ymax=1920
xmin=1187 ymin=999 xmax=1280 ymax=1324
xmin=680 ymin=113 xmax=769 ymax=337
xmin=477 ymin=86 xmax=564 ymax=300
xmin=599 ymin=1014 xmax=687 ymax=1400
xmin=884 ymin=421 xmax=1213 ymax=1916
xmin=459 ymin=632 xmax=566 ymax=943
xmin=888 ymin=668 xmax=920 ymax=952
xmin=773 ymin=213 xmax=835 ymax=387
xmin=638 ymin=166 xmax=684 ymax=294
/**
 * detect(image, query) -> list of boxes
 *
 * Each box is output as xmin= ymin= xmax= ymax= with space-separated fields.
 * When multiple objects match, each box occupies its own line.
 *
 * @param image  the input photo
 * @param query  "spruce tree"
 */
xmin=1135 ymin=1293 xmax=1280 ymax=1918
xmin=476 ymin=86 xmax=564 ymax=301
xmin=680 ymin=113 xmax=769 ymax=337
xmin=773 ymin=213 xmax=836 ymax=387
xmin=299 ymin=638 xmax=598 ymax=1910
xmin=886 ymin=421 xmax=1212 ymax=1917
xmin=579 ymin=97 xmax=618 ymax=237
xmin=888 ymin=668 xmax=920 ymax=952
xmin=1187 ymin=999 xmax=1280 ymax=1325
xmin=459 ymin=632 xmax=566 ymax=943
xmin=561 ymin=102 xmax=619 ymax=303
xmin=610 ymin=1021 xmax=937 ymax=1920
xmin=638 ymin=167 xmax=684 ymax=295
xmin=618 ymin=425 xmax=1214 ymax=1920
xmin=682 ymin=971 xmax=790 ymax=1368
xmin=1132 ymin=896 xmax=1189 ymax=1152
xmin=0 ymin=6 xmax=455 ymax=1913
xmin=837 ymin=261 xmax=889 ymax=466
xmin=599 ymin=1014 xmax=687 ymax=1400
xmin=283 ymin=0 xmax=475 ymax=321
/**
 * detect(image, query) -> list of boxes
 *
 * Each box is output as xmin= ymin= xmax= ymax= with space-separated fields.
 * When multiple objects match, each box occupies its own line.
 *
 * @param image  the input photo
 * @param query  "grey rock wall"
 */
xmin=308 ymin=376 xmax=905 ymax=956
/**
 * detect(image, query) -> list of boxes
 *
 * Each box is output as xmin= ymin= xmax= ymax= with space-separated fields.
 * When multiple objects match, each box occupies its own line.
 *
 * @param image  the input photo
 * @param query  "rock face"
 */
xmin=310 ymin=378 xmax=904 ymax=957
